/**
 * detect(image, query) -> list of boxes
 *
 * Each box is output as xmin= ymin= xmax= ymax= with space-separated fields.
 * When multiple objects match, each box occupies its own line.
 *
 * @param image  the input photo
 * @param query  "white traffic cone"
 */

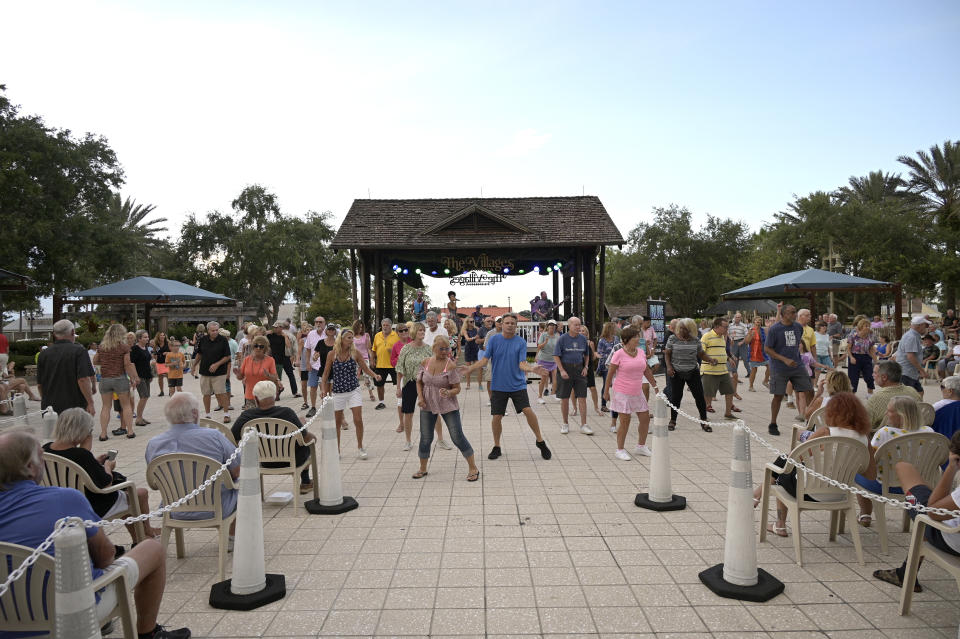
xmin=12 ymin=393 xmax=26 ymax=417
xmin=635 ymin=396 xmax=686 ymax=511
xmin=209 ymin=433 xmax=286 ymax=610
xmin=699 ymin=423 xmax=784 ymax=601
xmin=41 ymin=408 xmax=57 ymax=441
xmin=54 ymin=518 xmax=100 ymax=639
xmin=305 ymin=399 xmax=358 ymax=514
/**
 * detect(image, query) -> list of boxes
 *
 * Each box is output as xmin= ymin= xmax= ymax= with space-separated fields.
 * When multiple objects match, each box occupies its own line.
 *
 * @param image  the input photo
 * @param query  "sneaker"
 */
xmin=786 ymin=401 xmax=795 ymax=409
xmin=144 ymin=624 xmax=192 ymax=639
xmin=634 ymin=444 xmax=652 ymax=457
xmin=536 ymin=440 xmax=552 ymax=460
xmin=560 ymin=424 xmax=570 ymax=434
xmin=488 ymin=446 xmax=502 ymax=460
xmin=615 ymin=449 xmax=631 ymax=461
xmin=375 ymin=402 xmax=386 ymax=410
xmin=342 ymin=422 xmax=350 ymax=430
xmin=293 ymin=393 xmax=302 ymax=398
xmin=358 ymin=448 xmax=368 ymax=459
xmin=437 ymin=439 xmax=452 ymax=450
xmin=402 ymin=441 xmax=413 ymax=451
xmin=580 ymin=424 xmax=594 ymax=435
xmin=299 ymin=482 xmax=314 ymax=494
xmin=486 ymin=400 xmax=491 ymax=406
xmin=305 ymin=407 xmax=317 ymax=418
xmin=214 ymin=405 xmax=222 ymax=411
xmin=610 ymin=425 xmax=617 ymax=433
xmin=555 ymin=395 xmax=563 ymax=401
xmin=768 ymin=423 xmax=781 ymax=436
xmin=537 ymin=397 xmax=546 ymax=404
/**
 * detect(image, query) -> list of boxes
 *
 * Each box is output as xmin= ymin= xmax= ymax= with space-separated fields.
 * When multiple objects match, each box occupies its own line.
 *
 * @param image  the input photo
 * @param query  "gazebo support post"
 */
xmin=584 ymin=248 xmax=596 ymax=337
xmin=552 ymin=270 xmax=560 ymax=321
xmin=563 ymin=275 xmax=572 ymax=321
xmin=598 ymin=247 xmax=606 ymax=329
xmin=144 ymin=304 xmax=152 ymax=334
xmin=573 ymin=250 xmax=583 ymax=319
xmin=396 ymin=278 xmax=404 ymax=323
xmin=360 ymin=253 xmax=371 ymax=330
xmin=384 ymin=277 xmax=393 ymax=323
xmin=350 ymin=249 xmax=359 ymax=322
xmin=373 ymin=253 xmax=382 ymax=325
xmin=893 ymin=284 xmax=903 ymax=339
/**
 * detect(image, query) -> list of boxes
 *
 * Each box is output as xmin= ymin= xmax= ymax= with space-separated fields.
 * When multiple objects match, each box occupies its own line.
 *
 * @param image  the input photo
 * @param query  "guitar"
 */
xmin=530 ymin=296 xmax=571 ymax=321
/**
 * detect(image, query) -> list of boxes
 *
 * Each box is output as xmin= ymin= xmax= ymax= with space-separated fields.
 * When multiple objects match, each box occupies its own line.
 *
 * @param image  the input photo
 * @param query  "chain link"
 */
xmin=0 ymin=409 xmax=45 ymax=427
xmin=655 ymin=390 xmax=960 ymax=518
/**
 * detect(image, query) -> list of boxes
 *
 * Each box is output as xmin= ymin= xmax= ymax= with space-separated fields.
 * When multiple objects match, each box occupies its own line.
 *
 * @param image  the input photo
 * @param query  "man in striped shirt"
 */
xmin=728 ymin=312 xmax=750 ymax=378
xmin=701 ymin=317 xmax=737 ymax=420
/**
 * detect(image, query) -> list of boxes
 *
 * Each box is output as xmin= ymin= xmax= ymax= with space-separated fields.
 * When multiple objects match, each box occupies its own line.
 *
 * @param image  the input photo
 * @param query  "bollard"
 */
xmin=699 ymin=424 xmax=784 ymax=601
xmin=42 ymin=408 xmax=58 ymax=441
xmin=635 ymin=396 xmax=686 ymax=511
xmin=210 ymin=434 xmax=286 ymax=610
xmin=54 ymin=518 xmax=100 ymax=639
xmin=12 ymin=393 xmax=26 ymax=417
xmin=305 ymin=400 xmax=358 ymax=514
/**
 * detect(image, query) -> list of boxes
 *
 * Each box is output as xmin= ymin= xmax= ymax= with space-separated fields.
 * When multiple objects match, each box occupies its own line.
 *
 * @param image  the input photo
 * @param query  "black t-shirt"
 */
xmin=155 ymin=342 xmax=170 ymax=364
xmin=196 ymin=335 xmax=231 ymax=377
xmin=267 ymin=333 xmax=287 ymax=360
xmin=130 ymin=345 xmax=153 ymax=380
xmin=231 ymin=404 xmax=301 ymax=442
xmin=41 ymin=443 xmax=118 ymax=516
xmin=37 ymin=340 xmax=95 ymax=413
xmin=314 ymin=339 xmax=335 ymax=371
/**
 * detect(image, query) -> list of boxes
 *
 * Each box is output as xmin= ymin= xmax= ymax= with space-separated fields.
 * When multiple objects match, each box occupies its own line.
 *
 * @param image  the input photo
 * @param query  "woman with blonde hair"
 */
xmin=596 ymin=321 xmax=620 ymax=412
xmin=396 ymin=322 xmax=435 ymax=450
xmin=847 ymin=318 xmax=878 ymax=394
xmin=663 ymin=318 xmax=714 ymax=430
xmin=855 ymin=395 xmax=933 ymax=526
xmin=321 ymin=328 xmax=381 ymax=457
xmin=93 ymin=324 xmax=138 ymax=440
xmin=235 ymin=334 xmax=278 ymax=409
xmin=443 ymin=318 xmax=459 ymax=361
xmin=460 ymin=317 xmax=481 ymax=389
xmin=805 ymin=369 xmax=852 ymax=419
xmin=351 ymin=319 xmax=377 ymax=402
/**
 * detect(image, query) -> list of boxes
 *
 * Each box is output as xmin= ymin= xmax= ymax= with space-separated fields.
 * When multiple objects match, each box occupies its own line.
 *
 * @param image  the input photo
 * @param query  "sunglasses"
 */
xmin=253 ymin=345 xmax=266 ymax=350
xmin=437 ymin=347 xmax=451 ymax=351
xmin=397 ymin=328 xmax=408 ymax=333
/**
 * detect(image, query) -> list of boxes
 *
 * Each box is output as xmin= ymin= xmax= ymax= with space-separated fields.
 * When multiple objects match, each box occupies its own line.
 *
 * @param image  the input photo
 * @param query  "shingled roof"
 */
xmin=331 ymin=196 xmax=624 ymax=249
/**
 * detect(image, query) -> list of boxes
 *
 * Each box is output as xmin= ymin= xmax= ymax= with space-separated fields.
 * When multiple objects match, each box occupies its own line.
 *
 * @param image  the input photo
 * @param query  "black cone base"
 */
xmin=698 ymin=564 xmax=784 ymax=602
xmin=209 ymin=573 xmax=286 ymax=610
xmin=304 ymin=496 xmax=358 ymax=515
xmin=635 ymin=493 xmax=686 ymax=511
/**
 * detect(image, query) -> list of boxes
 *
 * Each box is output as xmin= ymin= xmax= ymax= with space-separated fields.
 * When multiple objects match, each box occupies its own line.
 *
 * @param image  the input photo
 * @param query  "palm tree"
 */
xmin=835 ymin=170 xmax=906 ymax=205
xmin=106 ymin=194 xmax=168 ymax=244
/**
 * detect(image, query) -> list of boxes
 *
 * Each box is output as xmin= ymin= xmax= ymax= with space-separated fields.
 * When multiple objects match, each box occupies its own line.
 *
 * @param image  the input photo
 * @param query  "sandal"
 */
xmin=395 ymin=425 xmax=403 ymax=433
xmin=701 ymin=424 xmax=713 ymax=432
xmin=766 ymin=523 xmax=788 ymax=537
xmin=412 ymin=470 xmax=428 ymax=479
xmin=126 ymin=432 xmax=136 ymax=439
xmin=874 ymin=568 xmax=921 ymax=592
xmin=858 ymin=514 xmax=873 ymax=528
xmin=706 ymin=407 xmax=715 ymax=413
xmin=668 ymin=421 xmax=676 ymax=431
xmin=98 ymin=435 xmax=109 ymax=442
xmin=466 ymin=470 xmax=480 ymax=482
xmin=731 ymin=406 xmax=742 ymax=412
xmin=723 ymin=414 xmax=737 ymax=420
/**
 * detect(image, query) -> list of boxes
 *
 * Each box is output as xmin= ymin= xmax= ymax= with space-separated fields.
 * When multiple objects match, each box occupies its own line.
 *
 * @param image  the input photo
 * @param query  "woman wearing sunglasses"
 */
xmin=234 ymin=335 xmax=279 ymax=409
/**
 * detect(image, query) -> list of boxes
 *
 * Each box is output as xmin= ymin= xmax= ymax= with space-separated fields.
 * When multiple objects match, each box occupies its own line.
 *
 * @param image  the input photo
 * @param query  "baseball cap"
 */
xmin=272 ymin=320 xmax=283 ymax=327
xmin=326 ymin=323 xmax=339 ymax=331
xmin=910 ymin=315 xmax=932 ymax=325
xmin=495 ymin=316 xmax=503 ymax=322
xmin=546 ymin=319 xmax=557 ymax=325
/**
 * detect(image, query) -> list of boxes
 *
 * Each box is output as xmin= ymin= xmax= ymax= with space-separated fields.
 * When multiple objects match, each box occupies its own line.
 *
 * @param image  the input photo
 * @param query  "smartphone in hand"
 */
xmin=106 ymin=450 xmax=118 ymax=461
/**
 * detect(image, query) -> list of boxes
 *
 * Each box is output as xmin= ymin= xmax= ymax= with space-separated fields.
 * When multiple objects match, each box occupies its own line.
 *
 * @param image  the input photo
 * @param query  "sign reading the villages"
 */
xmin=441 ymin=254 xmax=514 ymax=272
xmin=449 ymin=272 xmax=506 ymax=286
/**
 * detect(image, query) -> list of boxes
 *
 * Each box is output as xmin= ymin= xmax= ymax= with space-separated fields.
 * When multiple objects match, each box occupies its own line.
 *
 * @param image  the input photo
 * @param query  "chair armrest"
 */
xmin=915 ymin=513 xmax=960 ymax=535
xmin=91 ymin=557 xmax=133 ymax=593
xmin=85 ymin=479 xmax=135 ymax=496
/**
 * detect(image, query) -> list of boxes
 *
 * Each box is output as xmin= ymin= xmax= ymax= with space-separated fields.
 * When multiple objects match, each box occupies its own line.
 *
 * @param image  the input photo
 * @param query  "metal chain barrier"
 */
xmin=655 ymin=390 xmax=960 ymax=518
xmin=0 ymin=396 xmax=327 ymax=598
xmin=0 ymin=409 xmax=45 ymax=426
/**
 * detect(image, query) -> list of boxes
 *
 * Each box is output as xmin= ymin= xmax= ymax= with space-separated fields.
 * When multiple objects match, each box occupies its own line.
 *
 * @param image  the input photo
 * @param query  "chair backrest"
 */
xmin=240 ymin=418 xmax=302 ymax=464
xmin=0 ymin=542 xmax=55 ymax=631
xmin=874 ymin=431 xmax=949 ymax=495
xmin=145 ymin=453 xmax=234 ymax=519
xmin=918 ymin=403 xmax=936 ymax=427
xmin=199 ymin=417 xmax=238 ymax=446
xmin=806 ymin=405 xmax=828 ymax=430
xmin=788 ymin=435 xmax=870 ymax=503
xmin=888 ymin=340 xmax=899 ymax=357
xmin=40 ymin=452 xmax=93 ymax=492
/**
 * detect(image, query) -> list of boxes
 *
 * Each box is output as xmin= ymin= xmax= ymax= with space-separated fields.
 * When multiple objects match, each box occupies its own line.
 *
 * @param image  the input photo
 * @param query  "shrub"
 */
xmin=9 ymin=340 xmax=48 ymax=357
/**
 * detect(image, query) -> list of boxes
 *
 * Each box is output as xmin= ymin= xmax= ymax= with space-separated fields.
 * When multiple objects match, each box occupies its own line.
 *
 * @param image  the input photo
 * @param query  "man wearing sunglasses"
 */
xmin=302 ymin=316 xmax=325 ymax=417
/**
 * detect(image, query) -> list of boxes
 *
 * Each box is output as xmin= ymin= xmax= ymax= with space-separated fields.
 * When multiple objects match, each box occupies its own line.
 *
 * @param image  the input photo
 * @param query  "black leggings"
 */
xmin=273 ymin=356 xmax=299 ymax=393
xmin=668 ymin=369 xmax=708 ymax=423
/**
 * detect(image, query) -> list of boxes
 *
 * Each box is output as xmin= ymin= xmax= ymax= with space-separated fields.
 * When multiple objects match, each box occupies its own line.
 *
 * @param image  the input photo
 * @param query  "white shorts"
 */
xmin=96 ymin=555 xmax=139 ymax=621
xmin=103 ymin=489 xmax=130 ymax=519
xmin=332 ymin=387 xmax=363 ymax=411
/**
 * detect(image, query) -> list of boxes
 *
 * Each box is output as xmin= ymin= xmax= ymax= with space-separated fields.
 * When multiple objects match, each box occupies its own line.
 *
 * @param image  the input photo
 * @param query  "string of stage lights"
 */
xmin=391 ymin=262 xmax=564 ymax=276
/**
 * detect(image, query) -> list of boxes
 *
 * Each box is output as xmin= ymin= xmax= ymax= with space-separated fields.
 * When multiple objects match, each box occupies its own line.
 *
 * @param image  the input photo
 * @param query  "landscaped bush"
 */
xmin=9 ymin=339 xmax=48 ymax=357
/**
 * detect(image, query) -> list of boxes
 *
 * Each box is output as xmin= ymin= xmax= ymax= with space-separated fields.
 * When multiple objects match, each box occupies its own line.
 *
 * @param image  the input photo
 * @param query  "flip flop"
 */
xmin=858 ymin=514 xmax=873 ymax=528
xmin=466 ymin=470 xmax=480 ymax=482
xmin=766 ymin=523 xmax=788 ymax=538
xmin=706 ymin=407 xmax=716 ymax=413
xmin=701 ymin=424 xmax=713 ymax=432
xmin=412 ymin=470 xmax=428 ymax=479
xmin=874 ymin=568 xmax=921 ymax=592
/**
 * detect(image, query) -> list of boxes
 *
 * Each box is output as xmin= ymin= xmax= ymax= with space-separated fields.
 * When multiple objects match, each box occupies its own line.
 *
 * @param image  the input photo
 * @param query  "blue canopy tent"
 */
xmin=54 ymin=277 xmax=235 ymax=331
xmin=722 ymin=268 xmax=903 ymax=338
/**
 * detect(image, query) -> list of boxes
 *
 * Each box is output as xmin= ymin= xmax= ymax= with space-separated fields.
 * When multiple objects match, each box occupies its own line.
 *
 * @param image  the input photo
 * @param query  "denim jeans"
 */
xmin=419 ymin=409 xmax=474 ymax=459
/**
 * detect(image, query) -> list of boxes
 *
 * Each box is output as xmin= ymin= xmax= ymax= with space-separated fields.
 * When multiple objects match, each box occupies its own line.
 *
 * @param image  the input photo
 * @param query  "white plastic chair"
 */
xmin=760 ymin=435 xmax=870 ymax=566
xmin=40 ymin=452 xmax=146 ymax=543
xmin=870 ymin=432 xmax=949 ymax=554
xmin=199 ymin=416 xmax=238 ymax=446
xmin=790 ymin=405 xmax=829 ymax=451
xmin=0 ymin=540 xmax=136 ymax=637
xmin=241 ymin=417 xmax=319 ymax=509
xmin=917 ymin=402 xmax=935 ymax=428
xmin=899 ymin=514 xmax=960 ymax=615
xmin=145 ymin=453 xmax=237 ymax=581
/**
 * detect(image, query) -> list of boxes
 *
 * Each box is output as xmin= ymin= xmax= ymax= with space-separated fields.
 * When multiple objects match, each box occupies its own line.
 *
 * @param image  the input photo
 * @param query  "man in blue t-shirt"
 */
xmin=764 ymin=304 xmax=813 ymax=436
xmin=553 ymin=316 xmax=593 ymax=436
xmin=462 ymin=314 xmax=551 ymax=461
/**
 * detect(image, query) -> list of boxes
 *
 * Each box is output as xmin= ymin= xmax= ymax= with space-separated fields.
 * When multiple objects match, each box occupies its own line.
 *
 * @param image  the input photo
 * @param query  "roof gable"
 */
xmin=419 ymin=204 xmax=533 ymax=237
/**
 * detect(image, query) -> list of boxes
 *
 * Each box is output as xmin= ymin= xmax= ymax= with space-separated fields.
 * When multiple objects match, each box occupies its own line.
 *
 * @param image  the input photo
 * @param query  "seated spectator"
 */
xmin=43 ymin=407 xmax=160 ymax=540
xmin=754 ymin=392 xmax=872 ymax=538
xmin=231 ymin=380 xmax=315 ymax=493
xmin=145 ymin=393 xmax=239 ymax=541
xmin=876 ymin=335 xmax=891 ymax=361
xmin=804 ymin=369 xmax=852 ymax=419
xmin=921 ymin=334 xmax=941 ymax=375
xmin=873 ymin=431 xmax=960 ymax=593
xmin=935 ymin=377 xmax=960 ymax=412
xmin=866 ymin=361 xmax=922 ymax=430
xmin=1 ymin=361 xmax=41 ymax=413
xmin=0 ymin=431 xmax=191 ymax=638
xmin=937 ymin=342 xmax=960 ymax=380
xmin=855 ymin=396 xmax=934 ymax=526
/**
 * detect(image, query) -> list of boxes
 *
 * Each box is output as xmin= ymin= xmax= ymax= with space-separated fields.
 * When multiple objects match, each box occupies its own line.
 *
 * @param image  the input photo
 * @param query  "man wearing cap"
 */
xmin=472 ymin=305 xmax=485 ymax=326
xmin=896 ymin=315 xmax=931 ymax=394
xmin=302 ymin=316 xmax=325 ymax=417
xmin=268 ymin=321 xmax=299 ymax=398
xmin=371 ymin=318 xmax=399 ymax=410
xmin=411 ymin=290 xmax=427 ymax=322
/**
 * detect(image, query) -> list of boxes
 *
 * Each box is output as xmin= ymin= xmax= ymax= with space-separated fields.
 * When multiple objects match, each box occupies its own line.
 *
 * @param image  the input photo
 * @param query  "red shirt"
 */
xmin=0 ymin=333 xmax=7 ymax=354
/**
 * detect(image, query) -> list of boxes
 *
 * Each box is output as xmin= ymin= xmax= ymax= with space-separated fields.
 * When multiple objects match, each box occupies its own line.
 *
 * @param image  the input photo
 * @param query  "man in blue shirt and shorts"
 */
xmin=764 ymin=304 xmax=813 ymax=436
xmin=462 ymin=314 xmax=552 ymax=461
xmin=554 ymin=316 xmax=593 ymax=436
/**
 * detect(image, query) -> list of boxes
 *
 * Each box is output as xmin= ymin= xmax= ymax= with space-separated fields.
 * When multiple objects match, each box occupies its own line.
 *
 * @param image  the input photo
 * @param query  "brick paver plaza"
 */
xmin=68 ymin=374 xmax=960 ymax=637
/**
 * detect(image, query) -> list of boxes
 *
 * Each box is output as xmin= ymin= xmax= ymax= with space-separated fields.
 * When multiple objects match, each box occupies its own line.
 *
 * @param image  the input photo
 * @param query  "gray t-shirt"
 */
xmin=665 ymin=335 xmax=703 ymax=372
xmin=827 ymin=321 xmax=844 ymax=341
xmin=895 ymin=328 xmax=924 ymax=379
xmin=537 ymin=332 xmax=559 ymax=362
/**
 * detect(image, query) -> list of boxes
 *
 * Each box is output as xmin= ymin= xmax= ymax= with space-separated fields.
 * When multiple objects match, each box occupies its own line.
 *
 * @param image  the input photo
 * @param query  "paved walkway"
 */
xmin=18 ymin=372 xmax=959 ymax=637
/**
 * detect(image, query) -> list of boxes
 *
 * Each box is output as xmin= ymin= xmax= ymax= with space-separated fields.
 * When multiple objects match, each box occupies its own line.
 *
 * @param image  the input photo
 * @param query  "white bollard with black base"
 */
xmin=305 ymin=400 xmax=358 ymax=514
xmin=699 ymin=423 xmax=784 ymax=601
xmin=54 ymin=518 xmax=100 ymax=639
xmin=635 ymin=395 xmax=686 ymax=511
xmin=41 ymin=408 xmax=57 ymax=441
xmin=12 ymin=393 xmax=26 ymax=418
xmin=209 ymin=433 xmax=286 ymax=610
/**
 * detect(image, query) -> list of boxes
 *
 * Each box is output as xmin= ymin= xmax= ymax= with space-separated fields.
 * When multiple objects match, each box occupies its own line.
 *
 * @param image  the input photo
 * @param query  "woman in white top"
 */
xmin=934 ymin=375 xmax=960 ymax=411
xmin=755 ymin=392 xmax=873 ymax=537
xmin=804 ymin=370 xmax=852 ymax=420
xmin=855 ymin=395 xmax=934 ymax=526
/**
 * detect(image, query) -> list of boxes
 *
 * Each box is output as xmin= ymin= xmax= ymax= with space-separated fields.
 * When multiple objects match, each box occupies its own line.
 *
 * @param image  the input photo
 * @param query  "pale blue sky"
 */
xmin=4 ymin=1 xmax=958 ymax=309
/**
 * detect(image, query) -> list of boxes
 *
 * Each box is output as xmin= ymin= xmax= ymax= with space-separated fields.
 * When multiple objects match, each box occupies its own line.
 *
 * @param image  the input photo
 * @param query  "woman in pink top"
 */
xmin=412 ymin=335 xmax=479 ymax=482
xmin=602 ymin=327 xmax=659 ymax=461
xmin=351 ymin=319 xmax=377 ymax=402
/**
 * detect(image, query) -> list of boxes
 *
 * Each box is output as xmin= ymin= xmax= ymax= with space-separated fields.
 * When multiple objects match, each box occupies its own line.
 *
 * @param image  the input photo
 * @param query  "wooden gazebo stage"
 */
xmin=331 ymin=197 xmax=625 ymax=335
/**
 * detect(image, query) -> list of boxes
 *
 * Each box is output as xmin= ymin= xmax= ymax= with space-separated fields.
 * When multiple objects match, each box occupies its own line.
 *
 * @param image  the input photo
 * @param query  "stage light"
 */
xmin=443 ymin=268 xmax=450 ymax=275
xmin=402 ymin=268 xmax=408 ymax=274
xmin=546 ymin=267 xmax=553 ymax=273
xmin=415 ymin=268 xmax=421 ymax=274
xmin=503 ymin=268 xmax=510 ymax=274
xmin=431 ymin=270 xmax=438 ymax=275
xmin=532 ymin=266 xmax=540 ymax=272
xmin=518 ymin=269 xmax=525 ymax=274
xmin=555 ymin=262 xmax=562 ymax=269
xmin=392 ymin=264 xmax=399 ymax=270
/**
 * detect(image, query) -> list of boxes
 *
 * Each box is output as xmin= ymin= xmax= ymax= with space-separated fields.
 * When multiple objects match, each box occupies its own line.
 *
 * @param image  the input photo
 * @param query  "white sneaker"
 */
xmin=560 ymin=424 xmax=570 ymax=434
xmin=402 ymin=442 xmax=413 ymax=451
xmin=555 ymin=395 xmax=563 ymax=401
xmin=610 ymin=425 xmax=617 ymax=433
xmin=358 ymin=448 xmax=368 ymax=459
xmin=486 ymin=400 xmax=491 ymax=406
xmin=634 ymin=444 xmax=652 ymax=457
xmin=437 ymin=439 xmax=452 ymax=450
xmin=614 ymin=449 xmax=631 ymax=461
xmin=580 ymin=424 xmax=594 ymax=435
xmin=537 ymin=397 xmax=546 ymax=404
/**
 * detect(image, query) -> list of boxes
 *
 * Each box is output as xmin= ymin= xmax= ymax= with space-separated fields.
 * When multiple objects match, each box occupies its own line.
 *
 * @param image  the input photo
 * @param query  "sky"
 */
xmin=3 ymin=1 xmax=959 ymax=311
